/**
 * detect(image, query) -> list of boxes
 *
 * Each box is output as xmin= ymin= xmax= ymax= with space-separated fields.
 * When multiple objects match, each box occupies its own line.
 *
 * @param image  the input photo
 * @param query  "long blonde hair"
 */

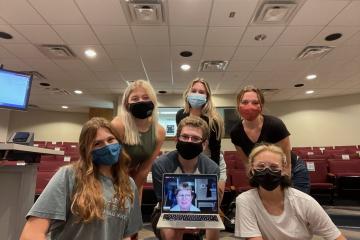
xmin=71 ymin=117 xmax=134 ymax=222
xmin=119 ymin=79 xmax=159 ymax=145
xmin=183 ymin=78 xmax=224 ymax=140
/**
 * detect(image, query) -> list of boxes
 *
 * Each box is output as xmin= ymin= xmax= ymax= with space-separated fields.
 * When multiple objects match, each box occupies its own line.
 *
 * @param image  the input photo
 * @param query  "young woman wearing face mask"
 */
xmin=176 ymin=78 xmax=226 ymax=199
xmin=230 ymin=85 xmax=310 ymax=193
xmin=235 ymin=144 xmax=346 ymax=240
xmin=112 ymin=79 xmax=165 ymax=203
xmin=20 ymin=117 xmax=142 ymax=240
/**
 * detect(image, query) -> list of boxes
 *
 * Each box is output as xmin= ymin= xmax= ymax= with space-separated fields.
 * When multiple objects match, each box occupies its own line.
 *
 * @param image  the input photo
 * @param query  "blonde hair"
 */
xmin=71 ymin=117 xmax=134 ymax=222
xmin=236 ymin=85 xmax=265 ymax=109
xmin=183 ymin=78 xmax=224 ymax=140
xmin=176 ymin=116 xmax=210 ymax=141
xmin=119 ymin=79 xmax=159 ymax=145
xmin=248 ymin=143 xmax=287 ymax=168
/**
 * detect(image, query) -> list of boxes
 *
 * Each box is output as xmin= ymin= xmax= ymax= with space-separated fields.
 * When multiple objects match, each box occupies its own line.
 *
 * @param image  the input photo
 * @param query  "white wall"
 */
xmin=0 ymin=109 xmax=10 ymax=142
xmin=7 ymin=109 xmax=88 ymax=142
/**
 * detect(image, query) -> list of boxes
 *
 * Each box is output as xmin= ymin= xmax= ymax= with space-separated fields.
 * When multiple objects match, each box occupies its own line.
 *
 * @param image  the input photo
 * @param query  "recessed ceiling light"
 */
xmin=180 ymin=64 xmax=191 ymax=71
xmin=254 ymin=34 xmax=267 ymax=41
xmin=74 ymin=90 xmax=83 ymax=94
xmin=305 ymin=90 xmax=314 ymax=94
xmin=0 ymin=32 xmax=13 ymax=39
xmin=306 ymin=74 xmax=317 ymax=80
xmin=61 ymin=105 xmax=69 ymax=109
xmin=158 ymin=90 xmax=167 ymax=94
xmin=180 ymin=51 xmax=193 ymax=57
xmin=294 ymin=83 xmax=304 ymax=88
xmin=40 ymin=82 xmax=51 ymax=87
xmin=84 ymin=49 xmax=97 ymax=58
xmin=325 ymin=33 xmax=342 ymax=41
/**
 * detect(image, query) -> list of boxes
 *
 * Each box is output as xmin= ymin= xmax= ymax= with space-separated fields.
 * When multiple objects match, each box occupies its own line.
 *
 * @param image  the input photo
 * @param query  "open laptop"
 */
xmin=157 ymin=173 xmax=225 ymax=230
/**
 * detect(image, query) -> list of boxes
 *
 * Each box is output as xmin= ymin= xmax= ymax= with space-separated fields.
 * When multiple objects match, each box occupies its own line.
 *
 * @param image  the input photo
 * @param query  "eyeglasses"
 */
xmin=177 ymin=194 xmax=192 ymax=199
xmin=240 ymin=100 xmax=260 ymax=105
xmin=253 ymin=162 xmax=281 ymax=172
xmin=178 ymin=134 xmax=203 ymax=143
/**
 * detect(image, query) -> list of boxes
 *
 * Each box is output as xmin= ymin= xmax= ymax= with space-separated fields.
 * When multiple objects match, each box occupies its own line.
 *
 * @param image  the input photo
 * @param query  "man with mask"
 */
xmin=152 ymin=116 xmax=220 ymax=240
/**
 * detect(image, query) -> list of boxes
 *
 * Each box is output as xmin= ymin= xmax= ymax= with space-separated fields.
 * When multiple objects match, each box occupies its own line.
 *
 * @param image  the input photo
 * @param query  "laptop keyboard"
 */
xmin=163 ymin=214 xmax=218 ymax=222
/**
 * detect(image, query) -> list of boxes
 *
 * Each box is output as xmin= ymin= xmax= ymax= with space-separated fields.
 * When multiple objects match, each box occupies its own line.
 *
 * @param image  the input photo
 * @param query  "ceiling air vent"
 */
xmin=38 ymin=44 xmax=76 ymax=59
xmin=45 ymin=87 xmax=71 ymax=95
xmin=199 ymin=60 xmax=229 ymax=72
xmin=252 ymin=0 xmax=299 ymax=24
xmin=126 ymin=0 xmax=164 ymax=24
xmin=296 ymin=46 xmax=335 ymax=60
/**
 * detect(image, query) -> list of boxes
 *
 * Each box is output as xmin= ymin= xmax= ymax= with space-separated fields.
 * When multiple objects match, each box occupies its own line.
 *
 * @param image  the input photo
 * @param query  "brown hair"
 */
xmin=71 ymin=117 xmax=134 ymax=222
xmin=236 ymin=85 xmax=265 ymax=110
xmin=176 ymin=116 xmax=210 ymax=141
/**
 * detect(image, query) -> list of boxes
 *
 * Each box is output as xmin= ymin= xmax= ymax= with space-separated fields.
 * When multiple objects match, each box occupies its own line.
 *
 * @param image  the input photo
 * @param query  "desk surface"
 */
xmin=0 ymin=143 xmax=64 ymax=155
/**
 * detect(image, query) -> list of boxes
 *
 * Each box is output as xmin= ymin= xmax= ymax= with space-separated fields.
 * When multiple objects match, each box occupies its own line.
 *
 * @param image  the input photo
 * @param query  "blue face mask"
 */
xmin=92 ymin=143 xmax=121 ymax=166
xmin=187 ymin=94 xmax=207 ymax=109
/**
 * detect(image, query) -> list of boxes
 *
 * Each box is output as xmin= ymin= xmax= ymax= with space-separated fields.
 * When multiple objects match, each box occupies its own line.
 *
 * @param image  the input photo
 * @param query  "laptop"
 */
xmin=157 ymin=173 xmax=225 ymax=230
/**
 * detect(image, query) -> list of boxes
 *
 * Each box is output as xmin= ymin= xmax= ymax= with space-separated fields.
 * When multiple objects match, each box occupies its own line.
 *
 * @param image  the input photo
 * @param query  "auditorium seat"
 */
xmin=35 ymin=171 xmax=55 ymax=195
xmin=229 ymin=169 xmax=251 ymax=193
xmin=328 ymin=159 xmax=360 ymax=196
xmin=312 ymin=146 xmax=334 ymax=151
xmin=305 ymin=160 xmax=334 ymax=203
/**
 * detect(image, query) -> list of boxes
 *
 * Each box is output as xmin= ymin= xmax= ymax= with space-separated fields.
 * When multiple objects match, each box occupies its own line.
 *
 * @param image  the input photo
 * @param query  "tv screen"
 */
xmin=0 ymin=68 xmax=32 ymax=111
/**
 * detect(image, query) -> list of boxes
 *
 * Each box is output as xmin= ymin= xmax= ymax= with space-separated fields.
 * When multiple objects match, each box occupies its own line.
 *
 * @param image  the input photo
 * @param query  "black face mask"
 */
xmin=176 ymin=140 xmax=203 ymax=160
xmin=129 ymin=101 xmax=154 ymax=119
xmin=251 ymin=168 xmax=282 ymax=191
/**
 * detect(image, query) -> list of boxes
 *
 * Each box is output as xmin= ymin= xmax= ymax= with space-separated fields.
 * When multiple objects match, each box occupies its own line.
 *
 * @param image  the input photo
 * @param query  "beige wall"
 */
xmin=3 ymin=93 xmax=358 ymax=146
xmin=7 ymin=109 xmax=88 ymax=142
xmin=0 ymin=109 xmax=10 ymax=142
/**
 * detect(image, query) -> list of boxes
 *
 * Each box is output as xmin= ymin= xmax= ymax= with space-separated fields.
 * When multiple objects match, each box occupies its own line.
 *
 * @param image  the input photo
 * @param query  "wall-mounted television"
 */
xmin=0 ymin=68 xmax=32 ymax=111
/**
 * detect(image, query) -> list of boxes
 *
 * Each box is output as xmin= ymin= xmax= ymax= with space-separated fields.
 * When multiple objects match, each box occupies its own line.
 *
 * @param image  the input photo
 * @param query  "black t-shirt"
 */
xmin=230 ymin=114 xmax=290 ymax=156
xmin=176 ymin=109 xmax=221 ymax=164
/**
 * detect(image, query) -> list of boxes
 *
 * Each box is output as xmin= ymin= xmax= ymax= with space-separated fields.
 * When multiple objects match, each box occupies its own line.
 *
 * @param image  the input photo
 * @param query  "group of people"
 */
xmin=19 ymin=78 xmax=345 ymax=240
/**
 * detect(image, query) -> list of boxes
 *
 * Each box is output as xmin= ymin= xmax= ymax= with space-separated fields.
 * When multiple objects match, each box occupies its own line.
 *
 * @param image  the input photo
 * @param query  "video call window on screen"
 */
xmin=162 ymin=175 xmax=218 ymax=213
xmin=0 ymin=68 xmax=32 ymax=111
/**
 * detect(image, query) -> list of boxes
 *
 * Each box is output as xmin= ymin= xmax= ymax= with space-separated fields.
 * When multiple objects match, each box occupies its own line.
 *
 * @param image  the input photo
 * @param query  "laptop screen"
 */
xmin=161 ymin=173 xmax=218 ymax=214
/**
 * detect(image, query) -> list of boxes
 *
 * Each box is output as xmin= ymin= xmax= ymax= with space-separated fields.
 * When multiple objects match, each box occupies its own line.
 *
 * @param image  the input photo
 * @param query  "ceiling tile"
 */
xmin=53 ymin=25 xmax=99 ymax=44
xmin=275 ymin=26 xmax=323 ymax=46
xmin=239 ymin=26 xmax=285 ymax=46
xmin=113 ymin=58 xmax=144 ymax=71
xmin=2 ymin=43 xmax=47 ymax=58
xmin=23 ymin=58 xmax=63 ymax=73
xmin=121 ymin=71 xmax=147 ymax=82
xmin=0 ymin=25 xmax=29 ymax=43
xmin=142 ymin=58 xmax=171 ymax=71
xmin=0 ymin=18 xmax=6 ymax=24
xmin=104 ymin=45 xmax=138 ymax=59
xmin=147 ymin=71 xmax=172 ymax=83
xmin=227 ymin=61 xmax=258 ymax=72
xmin=13 ymin=25 xmax=64 ymax=44
xmin=53 ymin=59 xmax=89 ymax=71
xmin=262 ymin=46 xmax=304 ymax=61
xmin=222 ymin=71 xmax=250 ymax=83
xmin=344 ymin=31 xmax=360 ymax=45
xmin=75 ymin=0 xmax=127 ymax=25
xmin=329 ymin=1 xmax=360 ymax=26
xmin=205 ymin=27 xmax=245 ymax=46
xmin=0 ymin=45 xmax=18 ymax=58
xmin=233 ymin=46 xmax=269 ymax=60
xmin=70 ymin=45 xmax=114 ymax=71
xmin=290 ymin=0 xmax=350 ymax=26
xmin=210 ymin=0 xmax=259 ymax=26
xmin=0 ymin=58 xmax=30 ymax=70
xmin=168 ymin=0 xmax=212 ymax=26
xmin=131 ymin=26 xmax=169 ymax=45
xmin=170 ymin=27 xmax=206 ymax=45
xmin=310 ymin=26 xmax=360 ymax=46
xmin=28 ymin=0 xmax=86 ymax=24
xmin=171 ymin=45 xmax=203 ymax=60
xmin=0 ymin=0 xmax=46 ymax=24
xmin=94 ymin=71 xmax=123 ymax=82
xmin=138 ymin=46 xmax=170 ymax=60
xmin=202 ymin=46 xmax=236 ymax=60
xmin=92 ymin=26 xmax=134 ymax=45
xmin=322 ymin=45 xmax=360 ymax=61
